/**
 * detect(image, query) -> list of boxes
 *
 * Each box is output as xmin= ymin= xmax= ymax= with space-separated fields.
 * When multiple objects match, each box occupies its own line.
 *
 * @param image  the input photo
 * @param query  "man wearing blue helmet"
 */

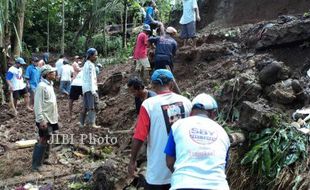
xmin=6 ymin=57 xmax=32 ymax=112
xmin=165 ymin=93 xmax=230 ymax=190
xmin=128 ymin=69 xmax=192 ymax=189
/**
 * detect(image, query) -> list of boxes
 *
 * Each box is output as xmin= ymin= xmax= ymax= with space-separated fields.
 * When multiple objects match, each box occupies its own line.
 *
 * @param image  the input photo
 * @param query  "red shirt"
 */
xmin=133 ymin=32 xmax=148 ymax=59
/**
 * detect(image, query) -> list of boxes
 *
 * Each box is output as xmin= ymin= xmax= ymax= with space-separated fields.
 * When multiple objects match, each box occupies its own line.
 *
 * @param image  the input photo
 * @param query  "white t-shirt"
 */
xmin=71 ymin=70 xmax=83 ymax=86
xmin=55 ymin=58 xmax=64 ymax=75
xmin=167 ymin=115 xmax=230 ymax=190
xmin=179 ymin=0 xmax=198 ymax=25
xmin=7 ymin=66 xmax=26 ymax=91
xmin=133 ymin=92 xmax=192 ymax=185
xmin=60 ymin=64 xmax=73 ymax=81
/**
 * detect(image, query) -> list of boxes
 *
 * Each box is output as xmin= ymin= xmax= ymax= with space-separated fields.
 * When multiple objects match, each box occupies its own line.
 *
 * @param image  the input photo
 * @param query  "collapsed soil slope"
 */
xmin=1 ymin=14 xmax=310 ymax=189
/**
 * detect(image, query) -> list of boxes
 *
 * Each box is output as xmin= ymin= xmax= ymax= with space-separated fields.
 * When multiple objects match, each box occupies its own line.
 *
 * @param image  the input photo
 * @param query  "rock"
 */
xmin=266 ymin=81 xmax=296 ymax=104
xmin=217 ymin=70 xmax=262 ymax=107
xmin=239 ymin=100 xmax=281 ymax=131
xmin=258 ymin=61 xmax=282 ymax=85
xmin=291 ymin=79 xmax=303 ymax=93
xmin=97 ymin=101 xmax=107 ymax=110
xmin=98 ymin=72 xmax=123 ymax=97
xmin=291 ymin=122 xmax=301 ymax=129
xmin=244 ymin=17 xmax=310 ymax=50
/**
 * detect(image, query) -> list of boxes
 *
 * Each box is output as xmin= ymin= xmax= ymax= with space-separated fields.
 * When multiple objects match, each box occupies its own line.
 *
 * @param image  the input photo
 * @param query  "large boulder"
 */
xmin=258 ymin=61 xmax=283 ymax=85
xmin=217 ymin=70 xmax=262 ymax=114
xmin=244 ymin=16 xmax=310 ymax=50
xmin=265 ymin=79 xmax=296 ymax=104
xmin=239 ymin=100 xmax=282 ymax=131
xmin=98 ymin=72 xmax=124 ymax=97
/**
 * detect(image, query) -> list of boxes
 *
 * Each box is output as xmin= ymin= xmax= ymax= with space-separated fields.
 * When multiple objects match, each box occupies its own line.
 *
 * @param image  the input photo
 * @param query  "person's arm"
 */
xmin=90 ymin=63 xmax=97 ymax=95
xmin=128 ymin=139 xmax=144 ymax=176
xmin=172 ymin=41 xmax=177 ymax=56
xmin=165 ymin=130 xmax=176 ymax=172
xmin=194 ymin=0 xmax=200 ymax=22
xmin=6 ymin=71 xmax=14 ymax=91
xmin=158 ymin=22 xmax=165 ymax=36
xmin=34 ymin=85 xmax=47 ymax=129
xmin=24 ymin=66 xmax=31 ymax=88
xmin=128 ymin=106 xmax=150 ymax=176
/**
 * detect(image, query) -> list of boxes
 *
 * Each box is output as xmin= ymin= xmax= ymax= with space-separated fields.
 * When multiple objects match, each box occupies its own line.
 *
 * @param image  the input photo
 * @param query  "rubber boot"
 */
xmin=89 ymin=110 xmax=100 ymax=128
xmin=32 ymin=143 xmax=47 ymax=171
xmin=79 ymin=111 xmax=86 ymax=128
xmin=43 ymin=144 xmax=52 ymax=165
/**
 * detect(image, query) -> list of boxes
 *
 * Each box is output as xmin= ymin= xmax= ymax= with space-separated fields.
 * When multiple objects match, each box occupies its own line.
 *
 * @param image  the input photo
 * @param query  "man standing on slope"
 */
xmin=6 ymin=57 xmax=33 ymax=112
xmin=165 ymin=93 xmax=230 ymax=190
xmin=148 ymin=27 xmax=178 ymax=72
xmin=180 ymin=0 xmax=201 ymax=48
xmin=128 ymin=69 xmax=192 ymax=189
xmin=133 ymin=24 xmax=152 ymax=84
xmin=25 ymin=56 xmax=41 ymax=108
xmin=32 ymin=65 xmax=58 ymax=171
xmin=82 ymin=48 xmax=100 ymax=128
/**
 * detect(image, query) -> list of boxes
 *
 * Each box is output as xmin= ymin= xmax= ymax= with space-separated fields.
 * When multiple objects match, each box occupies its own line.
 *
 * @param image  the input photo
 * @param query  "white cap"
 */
xmin=192 ymin=93 xmax=218 ymax=110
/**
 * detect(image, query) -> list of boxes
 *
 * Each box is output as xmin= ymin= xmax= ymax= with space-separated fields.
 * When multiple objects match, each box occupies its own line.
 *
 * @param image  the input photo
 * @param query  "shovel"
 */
xmin=165 ymin=65 xmax=181 ymax=94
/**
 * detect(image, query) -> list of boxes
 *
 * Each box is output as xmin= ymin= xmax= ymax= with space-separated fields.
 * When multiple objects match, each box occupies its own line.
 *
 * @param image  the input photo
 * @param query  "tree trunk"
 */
xmin=47 ymin=1 xmax=50 ymax=53
xmin=61 ymin=0 xmax=65 ymax=54
xmin=122 ymin=0 xmax=128 ymax=48
xmin=0 ymin=0 xmax=9 ymax=76
xmin=13 ymin=0 xmax=27 ymax=57
xmin=102 ymin=10 xmax=107 ymax=56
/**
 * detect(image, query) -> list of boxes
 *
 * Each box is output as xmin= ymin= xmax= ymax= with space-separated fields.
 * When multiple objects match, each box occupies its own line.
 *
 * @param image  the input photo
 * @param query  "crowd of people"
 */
xmin=4 ymin=0 xmax=231 ymax=189
xmin=128 ymin=1 xmax=230 ymax=189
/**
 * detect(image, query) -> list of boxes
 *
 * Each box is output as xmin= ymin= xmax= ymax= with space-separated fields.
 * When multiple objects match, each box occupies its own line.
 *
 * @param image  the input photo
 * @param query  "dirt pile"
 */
xmin=2 ymin=13 xmax=310 ymax=189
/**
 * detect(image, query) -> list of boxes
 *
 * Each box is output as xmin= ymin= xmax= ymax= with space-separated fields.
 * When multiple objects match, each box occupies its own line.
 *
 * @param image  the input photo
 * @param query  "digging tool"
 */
xmin=9 ymin=91 xmax=18 ymax=116
xmin=165 ymin=65 xmax=182 ymax=94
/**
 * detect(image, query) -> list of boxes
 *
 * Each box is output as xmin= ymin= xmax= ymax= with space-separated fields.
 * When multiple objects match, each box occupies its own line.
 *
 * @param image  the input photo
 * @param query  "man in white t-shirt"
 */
xmin=69 ymin=68 xmax=83 ymax=119
xmin=128 ymin=69 xmax=192 ymax=189
xmin=179 ymin=0 xmax=201 ymax=48
xmin=6 ymin=57 xmax=32 ymax=111
xmin=59 ymin=59 xmax=73 ymax=95
xmin=55 ymin=55 xmax=64 ymax=77
xmin=165 ymin=93 xmax=230 ymax=190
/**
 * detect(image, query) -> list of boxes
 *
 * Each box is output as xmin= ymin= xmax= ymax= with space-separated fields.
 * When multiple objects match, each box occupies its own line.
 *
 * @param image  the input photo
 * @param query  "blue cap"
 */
xmin=151 ymin=69 xmax=174 ymax=85
xmin=142 ymin=24 xmax=151 ymax=32
xmin=86 ymin=48 xmax=97 ymax=59
xmin=15 ymin=57 xmax=26 ymax=64
xmin=43 ymin=53 xmax=49 ymax=64
xmin=32 ymin=56 xmax=39 ymax=62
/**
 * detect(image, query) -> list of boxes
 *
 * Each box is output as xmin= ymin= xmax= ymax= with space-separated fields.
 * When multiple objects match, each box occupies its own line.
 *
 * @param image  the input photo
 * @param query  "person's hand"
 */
xmin=128 ymin=160 xmax=137 ymax=177
xmin=93 ymin=92 xmax=99 ymax=99
xmin=39 ymin=121 xmax=47 ymax=129
xmin=197 ymin=15 xmax=201 ymax=22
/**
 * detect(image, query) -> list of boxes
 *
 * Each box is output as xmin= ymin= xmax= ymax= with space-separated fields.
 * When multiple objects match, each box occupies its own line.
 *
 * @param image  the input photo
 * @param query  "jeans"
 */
xmin=60 ymin=81 xmax=71 ymax=95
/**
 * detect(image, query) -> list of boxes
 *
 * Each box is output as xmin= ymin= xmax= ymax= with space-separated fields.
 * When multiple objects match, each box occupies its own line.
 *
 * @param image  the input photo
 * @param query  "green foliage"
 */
xmin=241 ymin=124 xmax=308 ymax=181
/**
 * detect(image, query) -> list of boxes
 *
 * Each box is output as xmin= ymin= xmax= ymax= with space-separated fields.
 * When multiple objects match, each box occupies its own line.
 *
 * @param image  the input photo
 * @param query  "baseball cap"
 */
xmin=151 ymin=69 xmax=174 ymax=85
xmin=41 ymin=64 xmax=57 ymax=76
xmin=32 ymin=56 xmax=39 ymax=62
xmin=192 ymin=93 xmax=218 ymax=110
xmin=166 ymin=27 xmax=177 ymax=35
xmin=15 ymin=57 xmax=26 ymax=64
xmin=143 ymin=24 xmax=151 ymax=32
xmin=96 ymin=63 xmax=103 ymax=68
